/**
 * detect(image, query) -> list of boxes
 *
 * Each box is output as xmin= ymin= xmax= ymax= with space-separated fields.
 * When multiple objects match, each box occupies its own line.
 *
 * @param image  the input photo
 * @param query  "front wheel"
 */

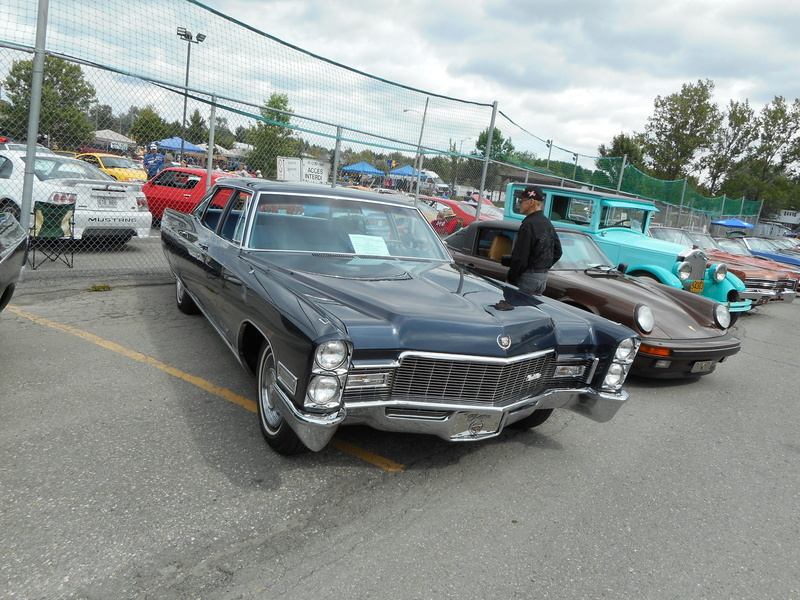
xmin=509 ymin=408 xmax=553 ymax=429
xmin=257 ymin=344 xmax=308 ymax=455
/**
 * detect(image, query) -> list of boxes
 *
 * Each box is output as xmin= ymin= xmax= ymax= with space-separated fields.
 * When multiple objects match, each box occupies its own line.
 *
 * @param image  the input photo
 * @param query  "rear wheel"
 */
xmin=509 ymin=408 xmax=553 ymax=429
xmin=0 ymin=200 xmax=21 ymax=223
xmin=175 ymin=277 xmax=200 ymax=315
xmin=257 ymin=344 xmax=308 ymax=455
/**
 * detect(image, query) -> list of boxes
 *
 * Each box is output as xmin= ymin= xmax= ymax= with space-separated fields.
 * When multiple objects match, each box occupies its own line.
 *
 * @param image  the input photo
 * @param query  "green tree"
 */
xmin=89 ymin=103 xmax=116 ymax=132
xmin=212 ymin=116 xmax=236 ymax=150
xmin=0 ymin=56 xmax=95 ymax=150
xmin=475 ymin=127 xmax=515 ymax=161
xmin=643 ymin=79 xmax=722 ymax=180
xmin=701 ymin=99 xmax=758 ymax=195
xmin=246 ymin=93 xmax=299 ymax=177
xmin=721 ymin=96 xmax=800 ymax=215
xmin=130 ymin=106 xmax=171 ymax=147
xmin=185 ymin=109 xmax=208 ymax=144
xmin=597 ymin=132 xmax=646 ymax=188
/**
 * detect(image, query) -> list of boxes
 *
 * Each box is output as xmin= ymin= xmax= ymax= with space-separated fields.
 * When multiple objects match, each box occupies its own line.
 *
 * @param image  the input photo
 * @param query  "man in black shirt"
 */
xmin=507 ymin=186 xmax=562 ymax=295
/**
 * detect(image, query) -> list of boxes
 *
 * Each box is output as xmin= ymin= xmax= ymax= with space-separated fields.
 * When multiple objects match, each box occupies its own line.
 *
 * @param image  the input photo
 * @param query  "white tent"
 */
xmin=197 ymin=142 xmax=234 ymax=157
xmin=228 ymin=142 xmax=253 ymax=158
xmin=92 ymin=129 xmax=136 ymax=147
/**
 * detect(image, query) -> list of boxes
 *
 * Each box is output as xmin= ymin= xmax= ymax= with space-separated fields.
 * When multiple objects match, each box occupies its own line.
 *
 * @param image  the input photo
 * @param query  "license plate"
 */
xmin=690 ymin=360 xmax=715 ymax=374
xmin=452 ymin=410 xmax=502 ymax=439
xmin=96 ymin=196 xmax=117 ymax=208
xmin=690 ymin=280 xmax=704 ymax=293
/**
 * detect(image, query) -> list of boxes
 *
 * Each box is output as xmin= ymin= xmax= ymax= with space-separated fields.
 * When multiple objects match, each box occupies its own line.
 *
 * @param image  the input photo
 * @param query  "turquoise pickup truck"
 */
xmin=503 ymin=183 xmax=751 ymax=317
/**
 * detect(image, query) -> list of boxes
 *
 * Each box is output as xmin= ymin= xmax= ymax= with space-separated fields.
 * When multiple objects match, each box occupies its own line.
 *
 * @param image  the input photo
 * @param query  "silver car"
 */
xmin=0 ymin=150 xmax=152 ymax=245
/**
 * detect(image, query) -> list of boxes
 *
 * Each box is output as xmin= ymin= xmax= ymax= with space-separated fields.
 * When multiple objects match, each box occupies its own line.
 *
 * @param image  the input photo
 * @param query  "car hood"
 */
xmin=246 ymin=254 xmax=608 ymax=357
xmin=705 ymin=250 xmax=782 ymax=278
xmin=549 ymin=269 xmax=726 ymax=340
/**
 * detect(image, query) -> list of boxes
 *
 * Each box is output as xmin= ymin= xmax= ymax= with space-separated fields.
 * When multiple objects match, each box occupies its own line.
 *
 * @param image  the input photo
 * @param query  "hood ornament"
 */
xmin=497 ymin=334 xmax=511 ymax=349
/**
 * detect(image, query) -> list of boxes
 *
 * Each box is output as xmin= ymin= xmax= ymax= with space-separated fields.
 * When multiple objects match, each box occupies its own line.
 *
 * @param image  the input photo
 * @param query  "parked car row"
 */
xmin=445 ymin=221 xmax=741 ymax=379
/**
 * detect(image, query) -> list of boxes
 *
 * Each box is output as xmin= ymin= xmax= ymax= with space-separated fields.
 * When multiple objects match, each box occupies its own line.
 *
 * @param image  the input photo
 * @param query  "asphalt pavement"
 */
xmin=1 ymin=283 xmax=798 ymax=599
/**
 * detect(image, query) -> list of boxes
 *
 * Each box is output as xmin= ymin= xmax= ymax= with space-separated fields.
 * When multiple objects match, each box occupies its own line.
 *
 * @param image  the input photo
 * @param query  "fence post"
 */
xmin=476 ymin=101 xmax=498 ymax=221
xmin=206 ymin=94 xmax=217 ymax=190
xmin=331 ymin=126 xmax=342 ymax=188
xmin=616 ymin=154 xmax=627 ymax=192
xmin=412 ymin=97 xmax=429 ymax=205
xmin=21 ymin=0 xmax=50 ymax=233
xmin=676 ymin=179 xmax=687 ymax=228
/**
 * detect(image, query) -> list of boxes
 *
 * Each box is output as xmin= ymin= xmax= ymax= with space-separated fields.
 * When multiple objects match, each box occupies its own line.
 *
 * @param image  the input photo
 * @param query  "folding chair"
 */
xmin=29 ymin=200 xmax=75 ymax=269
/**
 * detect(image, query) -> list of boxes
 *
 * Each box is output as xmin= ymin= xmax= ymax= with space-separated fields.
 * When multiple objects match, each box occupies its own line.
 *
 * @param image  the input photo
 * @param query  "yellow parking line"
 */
xmin=7 ymin=305 xmax=405 ymax=472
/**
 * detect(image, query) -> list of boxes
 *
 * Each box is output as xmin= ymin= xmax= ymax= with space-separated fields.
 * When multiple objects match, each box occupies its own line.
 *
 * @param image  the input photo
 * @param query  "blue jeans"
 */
xmin=517 ymin=271 xmax=547 ymax=295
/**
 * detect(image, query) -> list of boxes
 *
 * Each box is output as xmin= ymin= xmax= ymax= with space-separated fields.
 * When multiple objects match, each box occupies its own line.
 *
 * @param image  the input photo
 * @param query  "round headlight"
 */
xmin=634 ymin=304 xmax=654 ymax=334
xmin=603 ymin=363 xmax=626 ymax=388
xmin=615 ymin=337 xmax=639 ymax=362
xmin=677 ymin=261 xmax=693 ymax=281
xmin=712 ymin=263 xmax=727 ymax=283
xmin=713 ymin=303 xmax=731 ymax=329
xmin=307 ymin=375 xmax=340 ymax=407
xmin=314 ymin=340 xmax=348 ymax=371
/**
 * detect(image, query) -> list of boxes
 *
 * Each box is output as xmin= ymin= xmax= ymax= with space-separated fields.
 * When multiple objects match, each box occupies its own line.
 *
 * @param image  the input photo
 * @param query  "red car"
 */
xmin=143 ymin=167 xmax=234 ymax=221
xmin=418 ymin=196 xmax=493 ymax=230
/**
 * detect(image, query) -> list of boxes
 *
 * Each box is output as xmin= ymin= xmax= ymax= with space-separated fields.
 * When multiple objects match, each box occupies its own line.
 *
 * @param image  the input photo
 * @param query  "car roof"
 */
xmin=76 ymin=152 xmax=132 ymax=158
xmin=217 ymin=179 xmax=415 ymax=207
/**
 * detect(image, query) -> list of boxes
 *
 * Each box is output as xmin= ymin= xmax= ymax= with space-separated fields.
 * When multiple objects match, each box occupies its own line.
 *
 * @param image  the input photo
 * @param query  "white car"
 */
xmin=0 ymin=150 xmax=152 ymax=245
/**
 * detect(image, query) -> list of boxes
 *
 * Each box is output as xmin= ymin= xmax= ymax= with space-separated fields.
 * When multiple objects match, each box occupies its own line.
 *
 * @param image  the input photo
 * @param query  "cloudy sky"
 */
xmin=200 ymin=0 xmax=800 ymax=156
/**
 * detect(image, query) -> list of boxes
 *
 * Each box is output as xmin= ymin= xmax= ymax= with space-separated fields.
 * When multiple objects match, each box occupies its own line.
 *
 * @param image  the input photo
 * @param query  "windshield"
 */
xmin=649 ymin=227 xmax=698 ymax=246
xmin=599 ymin=206 xmax=647 ymax=231
xmin=553 ymin=232 xmax=612 ymax=269
xmin=102 ymin=156 xmax=140 ymax=169
xmin=29 ymin=156 xmax=115 ymax=181
xmin=715 ymin=237 xmax=751 ymax=256
xmin=690 ymin=232 xmax=722 ymax=250
xmin=247 ymin=194 xmax=450 ymax=260
xmin=746 ymin=237 xmax=781 ymax=252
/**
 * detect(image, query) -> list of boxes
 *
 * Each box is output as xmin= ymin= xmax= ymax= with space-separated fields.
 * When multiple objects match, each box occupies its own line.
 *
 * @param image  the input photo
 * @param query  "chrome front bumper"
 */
xmin=741 ymin=288 xmax=797 ymax=305
xmin=274 ymin=385 xmax=629 ymax=450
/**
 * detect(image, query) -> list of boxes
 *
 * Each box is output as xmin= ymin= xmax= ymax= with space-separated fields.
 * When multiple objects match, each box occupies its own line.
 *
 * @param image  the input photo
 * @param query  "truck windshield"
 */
xmin=599 ymin=206 xmax=647 ymax=232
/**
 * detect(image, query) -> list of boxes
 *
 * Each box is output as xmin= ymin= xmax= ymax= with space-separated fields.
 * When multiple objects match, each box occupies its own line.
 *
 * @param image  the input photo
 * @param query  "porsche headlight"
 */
xmin=677 ymin=261 xmax=693 ymax=281
xmin=306 ymin=375 xmax=340 ymax=408
xmin=314 ymin=340 xmax=348 ymax=371
xmin=634 ymin=304 xmax=654 ymax=334
xmin=713 ymin=303 xmax=731 ymax=329
xmin=710 ymin=263 xmax=727 ymax=283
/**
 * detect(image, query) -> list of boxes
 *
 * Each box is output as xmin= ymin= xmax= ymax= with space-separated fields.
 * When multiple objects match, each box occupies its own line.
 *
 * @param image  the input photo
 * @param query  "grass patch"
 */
xmin=87 ymin=284 xmax=112 ymax=292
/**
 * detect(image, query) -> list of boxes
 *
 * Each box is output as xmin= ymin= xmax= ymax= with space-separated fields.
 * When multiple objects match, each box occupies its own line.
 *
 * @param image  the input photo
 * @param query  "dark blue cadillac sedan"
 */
xmin=162 ymin=180 xmax=639 ymax=455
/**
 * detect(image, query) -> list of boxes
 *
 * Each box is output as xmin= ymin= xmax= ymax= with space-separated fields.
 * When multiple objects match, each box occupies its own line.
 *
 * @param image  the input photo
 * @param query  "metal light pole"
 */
xmin=404 ymin=97 xmax=429 ymax=204
xmin=454 ymin=137 xmax=471 ymax=193
xmin=176 ymin=27 xmax=205 ymax=165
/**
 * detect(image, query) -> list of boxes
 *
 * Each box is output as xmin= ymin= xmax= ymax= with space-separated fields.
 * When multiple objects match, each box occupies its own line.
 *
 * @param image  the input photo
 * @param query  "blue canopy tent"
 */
xmin=711 ymin=217 xmax=754 ymax=229
xmin=154 ymin=137 xmax=206 ymax=154
xmin=341 ymin=161 xmax=383 ymax=176
xmin=389 ymin=164 xmax=419 ymax=177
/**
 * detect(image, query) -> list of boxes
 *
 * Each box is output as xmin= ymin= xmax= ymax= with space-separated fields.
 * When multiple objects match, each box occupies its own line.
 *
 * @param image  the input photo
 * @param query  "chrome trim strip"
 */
xmin=397 ymin=348 xmax=554 ymax=365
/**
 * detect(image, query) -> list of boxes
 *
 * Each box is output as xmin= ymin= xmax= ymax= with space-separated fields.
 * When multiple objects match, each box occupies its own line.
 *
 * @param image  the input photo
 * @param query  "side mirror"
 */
xmin=617 ymin=262 xmax=628 ymax=274
xmin=501 ymin=254 xmax=512 ymax=267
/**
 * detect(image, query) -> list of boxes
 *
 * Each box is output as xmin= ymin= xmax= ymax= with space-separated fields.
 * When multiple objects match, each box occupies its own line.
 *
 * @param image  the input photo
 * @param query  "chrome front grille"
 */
xmin=344 ymin=352 xmax=594 ymax=407
xmin=744 ymin=277 xmax=779 ymax=290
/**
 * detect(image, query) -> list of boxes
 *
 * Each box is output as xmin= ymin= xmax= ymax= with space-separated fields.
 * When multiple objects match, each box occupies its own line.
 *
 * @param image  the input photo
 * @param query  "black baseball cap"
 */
xmin=514 ymin=186 xmax=545 ymax=202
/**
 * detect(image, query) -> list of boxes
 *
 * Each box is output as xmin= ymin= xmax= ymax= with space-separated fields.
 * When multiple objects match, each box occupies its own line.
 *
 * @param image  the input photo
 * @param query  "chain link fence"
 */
xmin=1 ymin=0 xmax=762 ymax=288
